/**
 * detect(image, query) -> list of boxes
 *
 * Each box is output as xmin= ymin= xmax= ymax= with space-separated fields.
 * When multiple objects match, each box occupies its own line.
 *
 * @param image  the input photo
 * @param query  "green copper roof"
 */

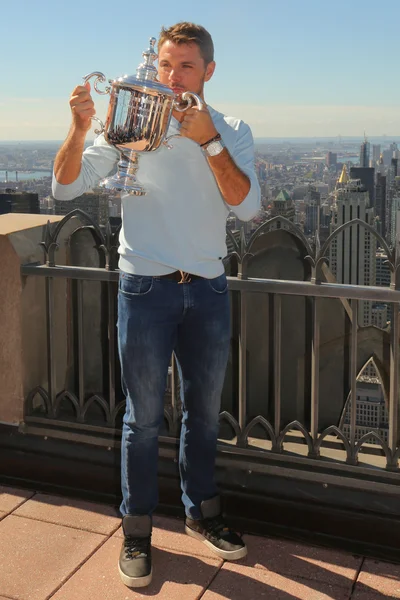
xmin=276 ymin=190 xmax=291 ymax=202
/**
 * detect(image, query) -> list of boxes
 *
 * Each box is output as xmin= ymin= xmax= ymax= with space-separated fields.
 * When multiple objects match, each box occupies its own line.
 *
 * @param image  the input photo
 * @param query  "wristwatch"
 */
xmin=201 ymin=133 xmax=225 ymax=157
xmin=203 ymin=138 xmax=225 ymax=157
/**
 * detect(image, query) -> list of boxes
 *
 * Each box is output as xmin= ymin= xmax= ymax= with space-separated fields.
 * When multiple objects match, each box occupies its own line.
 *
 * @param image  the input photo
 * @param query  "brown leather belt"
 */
xmin=159 ymin=271 xmax=202 ymax=283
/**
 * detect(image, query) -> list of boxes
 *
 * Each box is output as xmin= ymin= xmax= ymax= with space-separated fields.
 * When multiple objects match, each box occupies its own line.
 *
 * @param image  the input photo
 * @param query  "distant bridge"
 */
xmin=5 ymin=168 xmax=52 ymax=173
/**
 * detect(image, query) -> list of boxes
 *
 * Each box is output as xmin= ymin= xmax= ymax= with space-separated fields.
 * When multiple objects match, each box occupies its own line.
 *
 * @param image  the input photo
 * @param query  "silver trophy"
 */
xmin=83 ymin=37 xmax=203 ymax=196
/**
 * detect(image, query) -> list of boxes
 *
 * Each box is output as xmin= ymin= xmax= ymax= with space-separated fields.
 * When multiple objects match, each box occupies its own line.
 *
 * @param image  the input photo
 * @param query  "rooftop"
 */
xmin=275 ymin=189 xmax=291 ymax=202
xmin=1 ymin=484 xmax=399 ymax=600
xmin=2 ymin=211 xmax=400 ymax=600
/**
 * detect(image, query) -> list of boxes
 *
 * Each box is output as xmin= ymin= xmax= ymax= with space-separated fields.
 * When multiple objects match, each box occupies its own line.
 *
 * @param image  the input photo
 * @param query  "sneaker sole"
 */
xmin=185 ymin=525 xmax=247 ymax=561
xmin=118 ymin=564 xmax=153 ymax=588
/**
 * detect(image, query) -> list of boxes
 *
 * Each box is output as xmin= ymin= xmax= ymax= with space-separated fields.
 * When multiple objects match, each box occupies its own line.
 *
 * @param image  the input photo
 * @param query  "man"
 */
xmin=53 ymin=22 xmax=260 ymax=588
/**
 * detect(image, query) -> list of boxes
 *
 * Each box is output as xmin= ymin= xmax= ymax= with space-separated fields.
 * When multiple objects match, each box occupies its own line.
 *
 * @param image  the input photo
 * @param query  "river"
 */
xmin=0 ymin=170 xmax=52 ymax=182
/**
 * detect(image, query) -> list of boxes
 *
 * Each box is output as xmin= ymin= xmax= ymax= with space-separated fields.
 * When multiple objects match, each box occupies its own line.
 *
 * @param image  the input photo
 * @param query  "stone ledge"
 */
xmin=0 ymin=213 xmax=63 ymax=236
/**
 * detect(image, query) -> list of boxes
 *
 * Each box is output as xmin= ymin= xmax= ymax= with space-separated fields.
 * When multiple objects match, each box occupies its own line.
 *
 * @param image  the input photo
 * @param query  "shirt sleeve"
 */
xmin=52 ymin=134 xmax=119 ymax=201
xmin=228 ymin=122 xmax=261 ymax=222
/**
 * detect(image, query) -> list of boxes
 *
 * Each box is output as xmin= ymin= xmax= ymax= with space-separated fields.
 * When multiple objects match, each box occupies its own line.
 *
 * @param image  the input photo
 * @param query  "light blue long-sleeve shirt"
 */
xmin=52 ymin=105 xmax=261 ymax=278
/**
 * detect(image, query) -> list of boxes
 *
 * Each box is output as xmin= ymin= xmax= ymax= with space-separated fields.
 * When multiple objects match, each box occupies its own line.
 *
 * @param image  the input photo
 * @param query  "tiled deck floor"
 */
xmin=0 ymin=485 xmax=399 ymax=599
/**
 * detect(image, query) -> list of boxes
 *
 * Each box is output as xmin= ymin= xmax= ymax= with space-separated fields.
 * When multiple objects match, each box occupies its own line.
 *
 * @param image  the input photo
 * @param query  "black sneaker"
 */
xmin=118 ymin=515 xmax=152 ymax=588
xmin=185 ymin=496 xmax=247 ymax=561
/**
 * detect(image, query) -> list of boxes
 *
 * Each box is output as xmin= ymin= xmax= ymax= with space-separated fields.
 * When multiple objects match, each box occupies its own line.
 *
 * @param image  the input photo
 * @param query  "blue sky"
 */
xmin=1 ymin=0 xmax=399 ymax=140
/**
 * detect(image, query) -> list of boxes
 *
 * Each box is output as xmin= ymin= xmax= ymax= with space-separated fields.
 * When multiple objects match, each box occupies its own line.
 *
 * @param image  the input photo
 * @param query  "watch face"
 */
xmin=207 ymin=140 xmax=224 ymax=156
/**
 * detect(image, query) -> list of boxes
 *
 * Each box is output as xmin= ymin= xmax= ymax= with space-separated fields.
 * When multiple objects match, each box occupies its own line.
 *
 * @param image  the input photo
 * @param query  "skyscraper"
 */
xmin=359 ymin=139 xmax=370 ymax=168
xmin=376 ymin=250 xmax=391 ymax=287
xmin=0 ymin=191 xmax=40 ymax=214
xmin=329 ymin=166 xmax=376 ymax=326
xmin=350 ymin=166 xmax=375 ymax=208
xmin=375 ymin=173 xmax=387 ymax=238
xmin=388 ymin=177 xmax=400 ymax=246
xmin=270 ymin=190 xmax=295 ymax=223
xmin=375 ymin=249 xmax=392 ymax=322
xmin=304 ymin=185 xmax=321 ymax=235
xmin=392 ymin=158 xmax=398 ymax=175
xmin=54 ymin=190 xmax=110 ymax=226
xmin=326 ymin=152 xmax=337 ymax=169
xmin=372 ymin=144 xmax=381 ymax=166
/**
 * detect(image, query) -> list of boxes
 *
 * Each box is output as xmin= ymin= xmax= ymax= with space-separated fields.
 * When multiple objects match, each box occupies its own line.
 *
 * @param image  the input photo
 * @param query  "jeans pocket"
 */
xmin=119 ymin=272 xmax=154 ymax=297
xmin=208 ymin=273 xmax=228 ymax=294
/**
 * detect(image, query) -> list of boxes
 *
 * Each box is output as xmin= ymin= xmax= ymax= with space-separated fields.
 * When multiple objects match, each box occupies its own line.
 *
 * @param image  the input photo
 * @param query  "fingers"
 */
xmin=71 ymin=83 xmax=91 ymax=97
xmin=69 ymin=83 xmax=95 ymax=131
xmin=70 ymin=88 xmax=92 ymax=105
xmin=184 ymin=106 xmax=206 ymax=117
xmin=180 ymin=115 xmax=195 ymax=136
xmin=180 ymin=125 xmax=190 ymax=137
xmin=71 ymin=99 xmax=94 ymax=112
xmin=71 ymin=105 xmax=96 ymax=119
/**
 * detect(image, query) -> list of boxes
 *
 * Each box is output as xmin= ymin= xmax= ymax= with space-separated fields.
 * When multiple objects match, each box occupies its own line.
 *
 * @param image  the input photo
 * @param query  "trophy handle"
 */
xmin=82 ymin=71 xmax=111 ymax=95
xmin=81 ymin=72 xmax=110 ymax=135
xmin=91 ymin=116 xmax=105 ymax=136
xmin=173 ymin=92 xmax=204 ymax=112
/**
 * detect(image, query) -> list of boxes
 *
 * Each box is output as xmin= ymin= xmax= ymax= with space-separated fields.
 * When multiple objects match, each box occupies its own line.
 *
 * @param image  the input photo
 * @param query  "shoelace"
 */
xmin=124 ymin=536 xmax=150 ymax=559
xmin=204 ymin=516 xmax=231 ymax=537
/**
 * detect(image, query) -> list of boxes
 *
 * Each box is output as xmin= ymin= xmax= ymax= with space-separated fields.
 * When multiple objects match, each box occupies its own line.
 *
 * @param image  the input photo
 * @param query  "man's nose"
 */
xmin=169 ymin=70 xmax=181 ymax=83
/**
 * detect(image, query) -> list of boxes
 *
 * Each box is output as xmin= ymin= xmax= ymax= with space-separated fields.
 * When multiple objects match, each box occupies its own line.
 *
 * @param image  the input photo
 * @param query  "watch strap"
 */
xmin=200 ymin=133 xmax=221 ymax=148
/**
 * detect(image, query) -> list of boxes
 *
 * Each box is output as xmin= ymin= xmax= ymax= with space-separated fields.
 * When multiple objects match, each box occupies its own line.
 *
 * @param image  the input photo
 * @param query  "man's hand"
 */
xmin=69 ymin=82 xmax=95 ymax=133
xmin=180 ymin=106 xmax=218 ymax=146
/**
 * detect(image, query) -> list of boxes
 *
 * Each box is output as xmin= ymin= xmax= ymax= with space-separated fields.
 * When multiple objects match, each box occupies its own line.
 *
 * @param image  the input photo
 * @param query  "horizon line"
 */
xmin=2 ymin=135 xmax=400 ymax=143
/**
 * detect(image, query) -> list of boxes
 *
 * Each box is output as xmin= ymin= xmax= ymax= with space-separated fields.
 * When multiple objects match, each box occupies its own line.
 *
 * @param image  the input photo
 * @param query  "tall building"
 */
xmin=350 ymin=167 xmax=375 ymax=208
xmin=304 ymin=185 xmax=321 ymax=235
xmin=329 ymin=166 xmax=376 ymax=326
xmin=375 ymin=249 xmax=391 ymax=323
xmin=388 ymin=158 xmax=398 ymax=188
xmin=270 ymin=189 xmax=295 ymax=224
xmin=54 ymin=190 xmax=110 ymax=226
xmin=341 ymin=364 xmax=388 ymax=444
xmin=326 ymin=152 xmax=337 ymax=168
xmin=376 ymin=154 xmax=386 ymax=176
xmin=382 ymin=149 xmax=393 ymax=166
xmin=359 ymin=139 xmax=370 ymax=168
xmin=0 ymin=191 xmax=40 ymax=214
xmin=375 ymin=173 xmax=387 ymax=237
xmin=376 ymin=250 xmax=391 ymax=287
xmin=388 ymin=177 xmax=400 ymax=246
xmin=371 ymin=144 xmax=381 ymax=166
xmin=371 ymin=304 xmax=388 ymax=329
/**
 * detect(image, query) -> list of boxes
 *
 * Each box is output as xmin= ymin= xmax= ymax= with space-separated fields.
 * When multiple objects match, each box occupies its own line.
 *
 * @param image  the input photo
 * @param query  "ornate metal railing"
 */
xmin=20 ymin=209 xmax=400 ymax=477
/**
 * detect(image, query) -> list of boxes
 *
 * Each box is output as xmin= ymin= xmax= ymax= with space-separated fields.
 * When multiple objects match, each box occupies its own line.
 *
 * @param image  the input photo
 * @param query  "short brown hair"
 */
xmin=158 ymin=22 xmax=214 ymax=65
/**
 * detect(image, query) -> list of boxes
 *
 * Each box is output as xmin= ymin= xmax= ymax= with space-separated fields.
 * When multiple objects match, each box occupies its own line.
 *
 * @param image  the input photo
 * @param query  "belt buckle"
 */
xmin=178 ymin=271 xmax=192 ymax=284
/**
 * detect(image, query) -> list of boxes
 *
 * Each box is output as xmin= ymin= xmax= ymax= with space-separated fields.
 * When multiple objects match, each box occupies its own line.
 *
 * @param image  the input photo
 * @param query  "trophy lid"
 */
xmin=114 ymin=37 xmax=174 ymax=96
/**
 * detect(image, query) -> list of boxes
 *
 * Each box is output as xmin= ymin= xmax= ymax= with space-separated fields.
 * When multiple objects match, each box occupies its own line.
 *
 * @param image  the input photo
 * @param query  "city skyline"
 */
xmin=2 ymin=0 xmax=400 ymax=140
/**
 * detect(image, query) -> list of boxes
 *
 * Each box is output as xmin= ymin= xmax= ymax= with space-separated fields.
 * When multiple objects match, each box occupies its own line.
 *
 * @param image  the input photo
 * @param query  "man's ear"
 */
xmin=205 ymin=61 xmax=216 ymax=82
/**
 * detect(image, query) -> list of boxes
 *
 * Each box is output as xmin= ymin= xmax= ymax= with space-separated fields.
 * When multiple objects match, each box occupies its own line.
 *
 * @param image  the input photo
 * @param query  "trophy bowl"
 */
xmin=83 ymin=37 xmax=203 ymax=196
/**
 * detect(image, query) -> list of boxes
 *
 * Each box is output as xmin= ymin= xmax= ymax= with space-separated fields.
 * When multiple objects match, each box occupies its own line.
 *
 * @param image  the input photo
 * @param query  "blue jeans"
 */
xmin=117 ymin=271 xmax=230 ymax=520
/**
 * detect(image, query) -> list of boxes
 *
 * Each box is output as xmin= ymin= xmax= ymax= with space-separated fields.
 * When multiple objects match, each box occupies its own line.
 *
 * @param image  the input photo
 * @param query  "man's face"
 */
xmin=158 ymin=40 xmax=215 ymax=102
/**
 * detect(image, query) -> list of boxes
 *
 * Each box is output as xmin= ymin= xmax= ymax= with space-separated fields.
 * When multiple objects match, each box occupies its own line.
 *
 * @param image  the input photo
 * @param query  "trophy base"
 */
xmin=99 ymin=151 xmax=147 ymax=196
xmin=99 ymin=175 xmax=147 ymax=196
